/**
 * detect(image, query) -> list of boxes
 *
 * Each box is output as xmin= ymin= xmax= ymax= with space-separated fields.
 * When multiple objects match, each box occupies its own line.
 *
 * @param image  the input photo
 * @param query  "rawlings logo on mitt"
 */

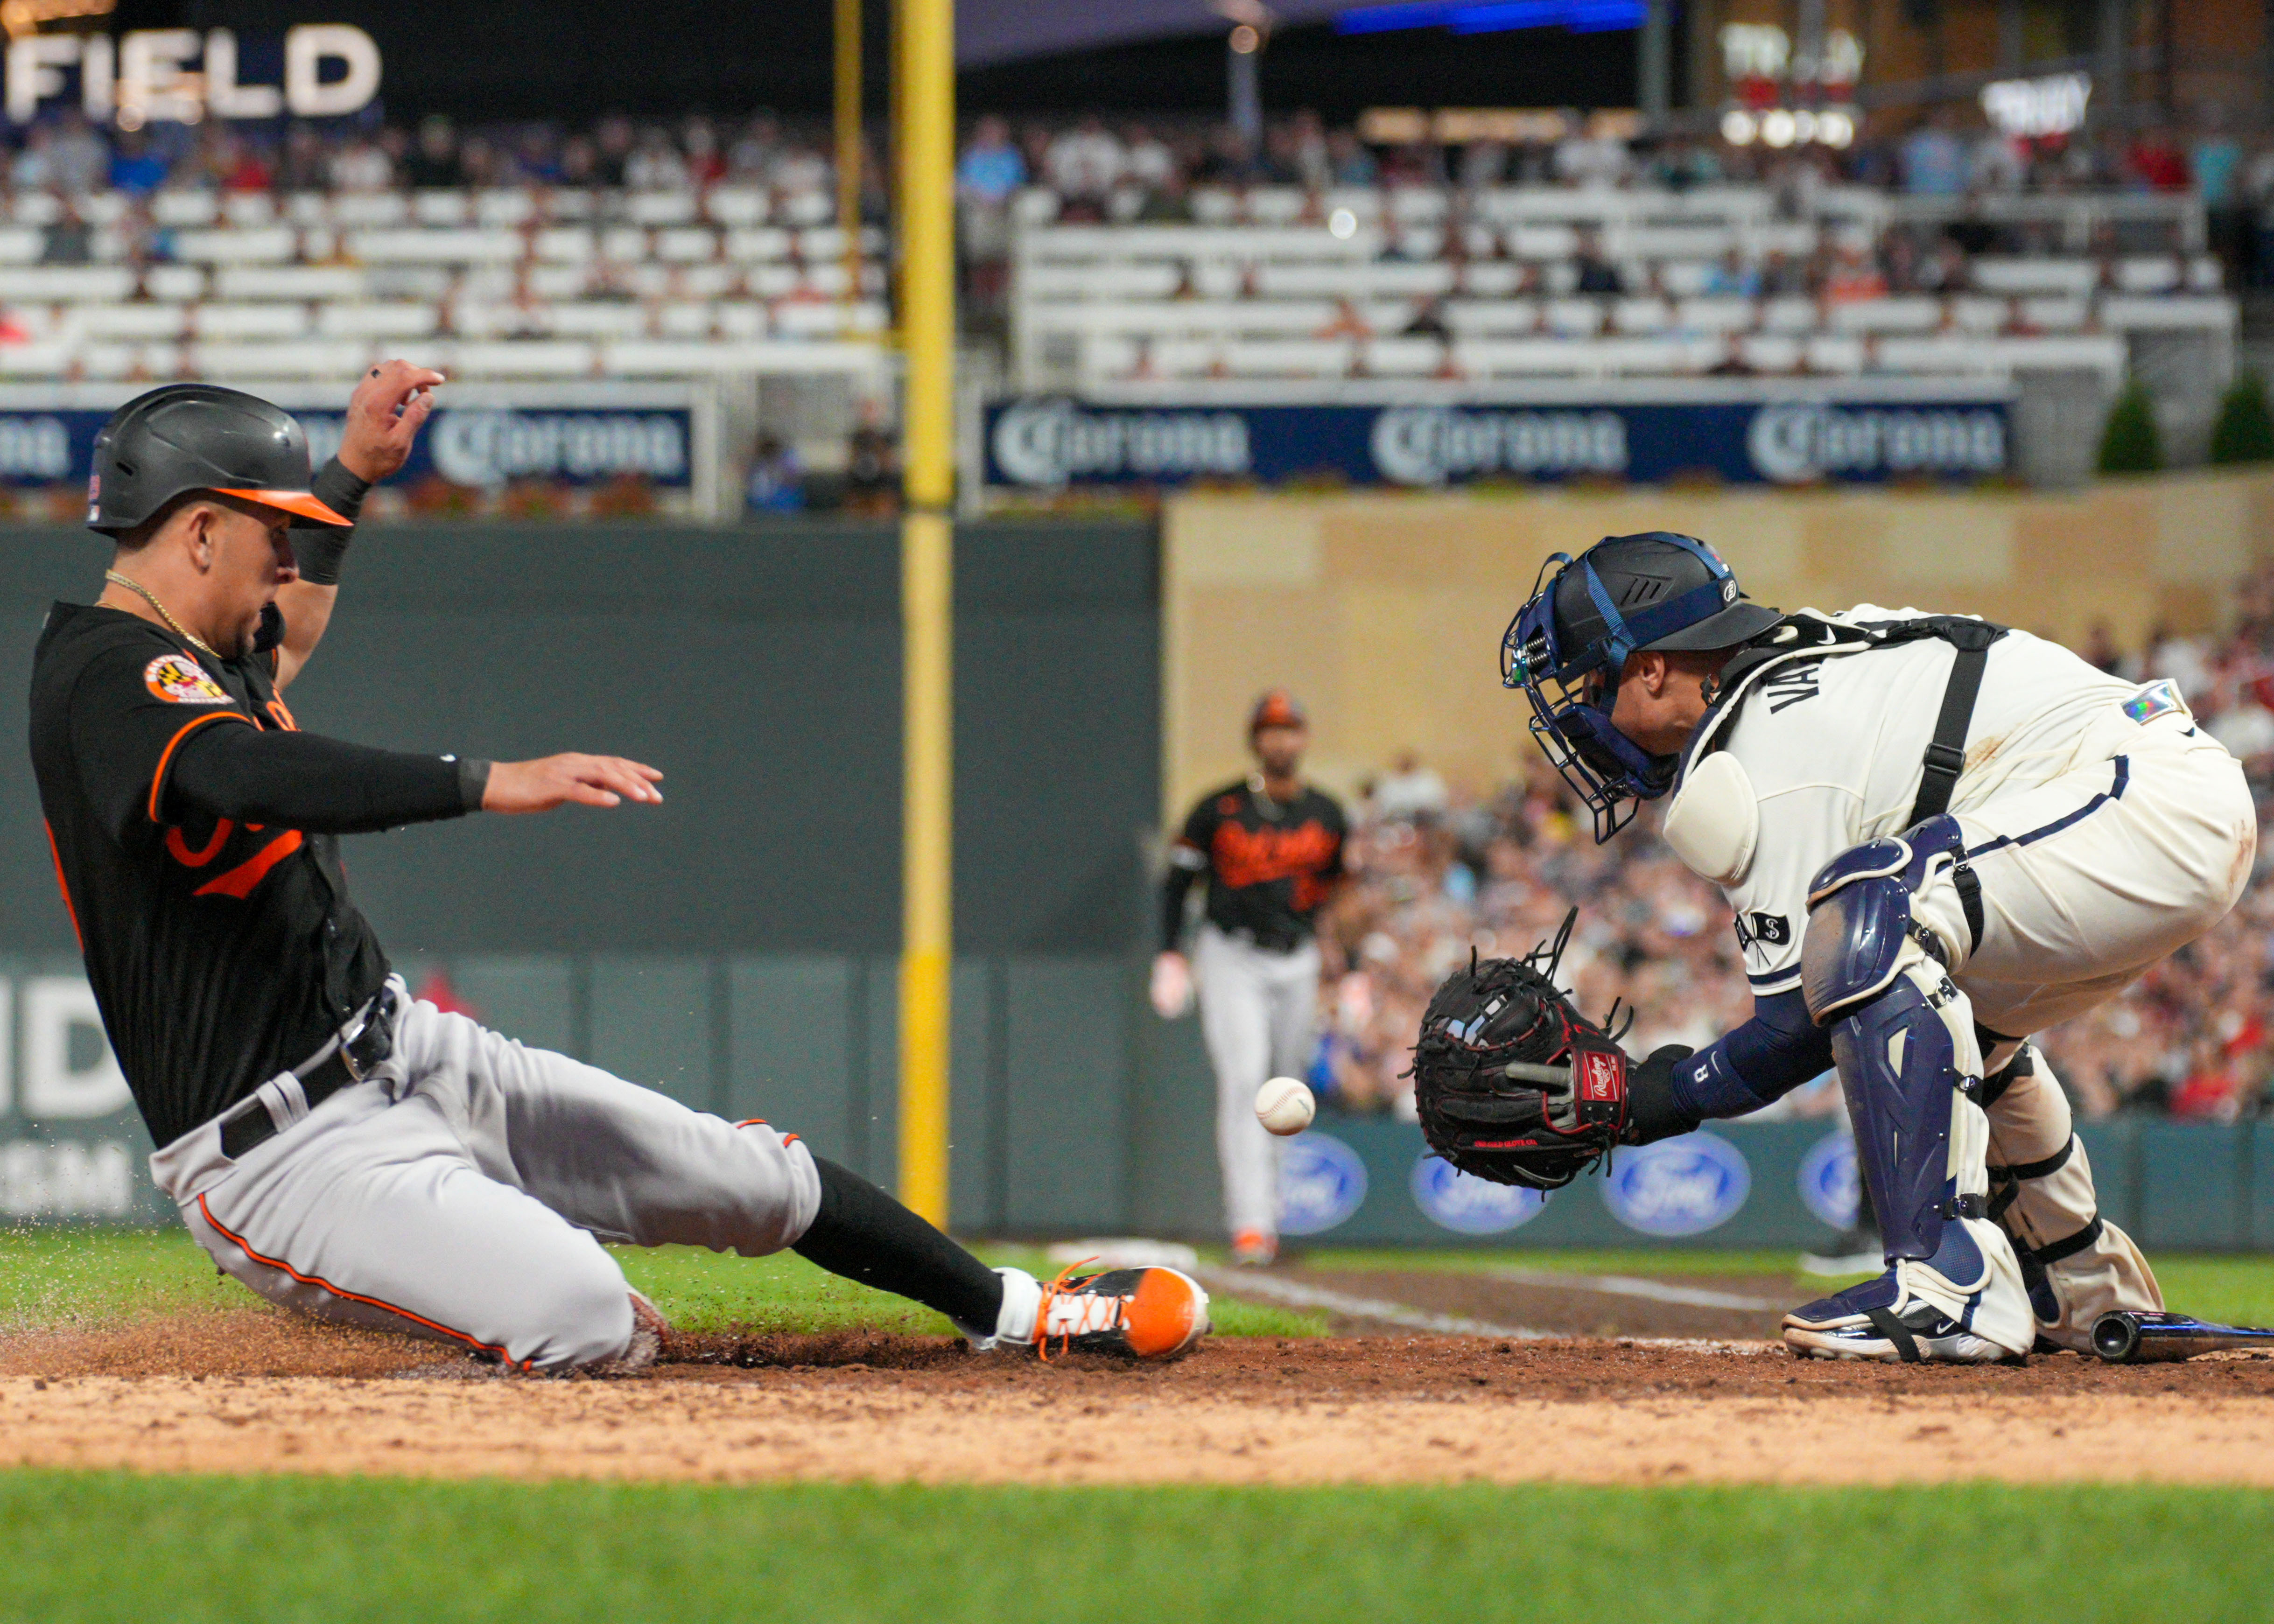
xmin=1407 ymin=910 xmax=1632 ymax=1191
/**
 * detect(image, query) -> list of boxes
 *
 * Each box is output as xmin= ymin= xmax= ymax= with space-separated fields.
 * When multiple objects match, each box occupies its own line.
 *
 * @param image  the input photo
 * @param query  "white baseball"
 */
xmin=1255 ymin=1076 xmax=1315 ymax=1136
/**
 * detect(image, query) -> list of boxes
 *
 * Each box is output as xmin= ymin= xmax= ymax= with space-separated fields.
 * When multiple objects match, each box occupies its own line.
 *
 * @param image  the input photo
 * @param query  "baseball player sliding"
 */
xmin=1152 ymin=691 xmax=1347 ymax=1266
xmin=1497 ymin=532 xmax=2253 ymax=1362
xmin=28 ymin=372 xmax=1207 ymax=1372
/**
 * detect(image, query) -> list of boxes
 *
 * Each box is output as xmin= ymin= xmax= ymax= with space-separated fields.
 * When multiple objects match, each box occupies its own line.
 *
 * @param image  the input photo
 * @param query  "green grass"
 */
xmin=0 ymin=1471 xmax=2268 ymax=1623
xmin=0 ymin=1227 xmax=1326 ymax=1340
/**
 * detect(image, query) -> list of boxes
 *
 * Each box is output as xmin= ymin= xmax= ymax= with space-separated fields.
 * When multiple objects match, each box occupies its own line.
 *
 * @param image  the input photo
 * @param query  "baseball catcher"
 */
xmin=28 ymin=371 xmax=1208 ymax=1372
xmin=1409 ymin=912 xmax=1634 ymax=1192
xmin=1499 ymin=531 xmax=2254 ymax=1362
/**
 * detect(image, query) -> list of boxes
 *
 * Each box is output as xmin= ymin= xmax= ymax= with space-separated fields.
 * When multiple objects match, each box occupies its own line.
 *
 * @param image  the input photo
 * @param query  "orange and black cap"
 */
xmin=1249 ymin=689 xmax=1307 ymax=733
xmin=87 ymin=383 xmax=351 ymax=536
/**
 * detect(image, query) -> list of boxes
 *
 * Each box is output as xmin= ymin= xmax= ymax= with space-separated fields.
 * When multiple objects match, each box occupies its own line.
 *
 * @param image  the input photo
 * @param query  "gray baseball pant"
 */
xmin=1193 ymin=924 xmax=1319 ymax=1240
xmin=149 ymin=980 xmax=822 ymax=1372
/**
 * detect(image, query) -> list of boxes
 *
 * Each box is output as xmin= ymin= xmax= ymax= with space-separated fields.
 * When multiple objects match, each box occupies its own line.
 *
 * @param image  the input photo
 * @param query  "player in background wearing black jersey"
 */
xmin=1152 ymin=691 xmax=1347 ymax=1266
xmin=28 ymin=371 xmax=1207 ymax=1372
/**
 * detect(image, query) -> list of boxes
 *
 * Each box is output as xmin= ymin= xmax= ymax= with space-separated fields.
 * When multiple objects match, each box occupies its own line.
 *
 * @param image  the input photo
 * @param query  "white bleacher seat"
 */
xmin=656 ymin=301 xmax=714 ymax=338
xmin=1362 ymin=336 xmax=1446 ymax=376
xmin=1991 ymin=335 xmax=2125 ymax=376
xmin=1874 ymin=336 xmax=1991 ymax=375
xmin=1457 ymin=262 xmax=1523 ymax=299
xmin=1611 ymin=298 xmax=1674 ymax=335
xmin=798 ymin=263 xmax=856 ymax=298
xmin=1189 ymin=263 xmax=1244 ymax=299
xmin=1760 ymin=296 xmax=1817 ymax=334
xmin=175 ymin=227 xmax=295 ymax=264
xmin=0 ymin=342 xmax=71 ymax=375
xmin=655 ymin=227 xmax=719 ymax=263
xmin=475 ymin=189 xmax=538 ymax=226
xmin=1012 ymin=188 xmax=1060 ymax=225
xmin=76 ymin=342 xmax=180 ymax=379
xmin=1543 ymin=298 xmax=1605 ymax=337
xmin=1432 ymin=297 xmax=1528 ymax=338
xmin=716 ymin=301 xmax=770 ymax=340
xmin=1379 ymin=227 xmax=1445 ymax=259
xmin=331 ymin=194 xmax=411 ymax=228
xmin=317 ymin=302 xmax=440 ymax=339
xmin=1453 ymin=338 xmax=1595 ymax=376
xmin=1949 ymin=296 xmax=2009 ymax=334
xmin=1387 ymin=189 xmax=1449 ymax=224
xmin=9 ymin=194 xmax=60 ymax=225
xmin=629 ymin=192 xmax=700 ymax=226
xmin=368 ymin=265 xmax=454 ymax=300
xmin=603 ymin=339 xmax=737 ymax=373
xmin=1614 ymin=227 xmax=1734 ymax=260
xmin=0 ymin=267 xmax=133 ymax=300
xmin=534 ymin=228 xmax=597 ymax=263
xmin=1830 ymin=296 xmax=1941 ymax=335
xmin=77 ymin=303 xmax=188 ymax=338
xmin=1189 ymin=188 xmax=1237 ymax=225
xmin=1739 ymin=334 xmax=1803 ymax=372
xmin=1254 ymin=263 xmax=1456 ymax=299
xmin=1146 ymin=339 xmax=1219 ymax=375
xmin=0 ymin=227 xmax=43 ymax=264
xmin=796 ymin=226 xmax=887 ymax=260
xmin=2115 ymin=256 xmax=2182 ymax=294
xmin=1656 ymin=261 xmax=1714 ymax=297
xmin=2189 ymin=256 xmax=2223 ymax=291
xmin=1596 ymin=337 xmax=1718 ymax=375
xmin=1971 ymin=258 xmax=2097 ymax=296
xmin=547 ymin=190 xmax=597 ymax=221
xmin=146 ymin=265 xmax=207 ymax=301
xmin=351 ymin=229 xmax=522 ymax=264
xmin=676 ymin=264 xmax=738 ymax=298
xmin=747 ymin=265 xmax=800 ymax=298
xmin=1078 ymin=334 xmax=1142 ymax=378
xmin=283 ymin=193 xmax=330 ymax=226
xmin=2017 ymin=296 xmax=2089 ymax=331
xmin=1536 ymin=262 xmax=1580 ymax=295
xmin=547 ymin=304 xmax=653 ymax=338
xmin=195 ymin=304 xmax=313 ymax=339
xmin=779 ymin=189 xmax=833 ymax=226
xmin=1804 ymin=334 xmax=1866 ymax=373
xmin=1223 ymin=337 xmax=1355 ymax=378
xmin=217 ymin=264 xmax=365 ymax=300
xmin=413 ymin=191 xmax=471 ymax=225
xmin=1744 ymin=223 xmax=1819 ymax=256
xmin=727 ymin=228 xmax=793 ymax=262
xmin=2098 ymin=295 xmax=2237 ymax=331
xmin=598 ymin=226 xmax=651 ymax=262
xmin=153 ymin=191 xmax=218 ymax=227
xmin=1247 ymin=189 xmax=1308 ymax=226
xmin=705 ymin=188 xmax=770 ymax=227
xmin=439 ymin=340 xmax=596 ymax=377
xmin=1674 ymin=297 xmax=1756 ymax=333
xmin=221 ymin=194 xmax=276 ymax=227
xmin=772 ymin=300 xmax=888 ymax=336
xmin=525 ymin=265 xmax=594 ymax=300
xmin=298 ymin=229 xmax=339 ymax=263
xmin=1021 ymin=263 xmax=1182 ymax=300
xmin=190 ymin=340 xmax=370 ymax=377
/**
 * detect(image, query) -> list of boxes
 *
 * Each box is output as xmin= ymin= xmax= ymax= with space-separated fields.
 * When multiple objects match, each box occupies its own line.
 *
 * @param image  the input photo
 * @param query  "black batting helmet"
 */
xmin=87 ymin=384 xmax=351 ymax=537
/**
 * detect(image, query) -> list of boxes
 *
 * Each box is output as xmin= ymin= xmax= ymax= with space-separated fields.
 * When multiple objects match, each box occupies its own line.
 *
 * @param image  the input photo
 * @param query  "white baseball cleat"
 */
xmin=1782 ymin=1276 xmax=2019 ymax=1364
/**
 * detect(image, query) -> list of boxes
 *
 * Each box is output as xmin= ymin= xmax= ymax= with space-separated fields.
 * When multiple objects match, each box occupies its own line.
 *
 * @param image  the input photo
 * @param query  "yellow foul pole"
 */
xmin=896 ymin=0 xmax=954 ymax=1226
xmin=835 ymin=0 xmax=863 ymax=304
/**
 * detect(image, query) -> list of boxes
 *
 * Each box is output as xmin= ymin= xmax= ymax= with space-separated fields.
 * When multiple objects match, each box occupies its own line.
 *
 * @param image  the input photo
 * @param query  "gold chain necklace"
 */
xmin=103 ymin=571 xmax=221 ymax=661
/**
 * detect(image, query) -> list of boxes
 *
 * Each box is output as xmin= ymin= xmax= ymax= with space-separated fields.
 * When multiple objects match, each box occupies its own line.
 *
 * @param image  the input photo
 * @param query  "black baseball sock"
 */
xmin=792 ymin=1155 xmax=1006 ymax=1333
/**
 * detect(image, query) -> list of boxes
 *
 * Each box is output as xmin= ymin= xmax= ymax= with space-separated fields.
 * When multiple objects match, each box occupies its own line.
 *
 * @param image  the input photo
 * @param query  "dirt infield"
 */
xmin=5 ymin=1293 xmax=2274 ymax=1487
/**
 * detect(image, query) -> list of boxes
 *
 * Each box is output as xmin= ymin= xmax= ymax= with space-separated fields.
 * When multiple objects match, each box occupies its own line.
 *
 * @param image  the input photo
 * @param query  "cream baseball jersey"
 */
xmin=1692 ymin=606 xmax=2143 ymax=997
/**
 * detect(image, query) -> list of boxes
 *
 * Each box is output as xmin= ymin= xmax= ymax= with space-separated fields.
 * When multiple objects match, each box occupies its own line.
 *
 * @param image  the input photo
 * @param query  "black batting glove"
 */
xmin=1622 ymin=1044 xmax=1703 ymax=1146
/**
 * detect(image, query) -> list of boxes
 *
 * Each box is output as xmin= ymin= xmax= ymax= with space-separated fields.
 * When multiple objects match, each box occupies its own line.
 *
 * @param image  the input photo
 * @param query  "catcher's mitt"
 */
xmin=1408 ymin=911 xmax=1631 ymax=1191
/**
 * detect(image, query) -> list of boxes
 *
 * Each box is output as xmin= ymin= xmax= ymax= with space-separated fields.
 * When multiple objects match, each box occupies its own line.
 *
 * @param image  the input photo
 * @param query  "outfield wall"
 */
xmin=1164 ymin=469 xmax=2274 ymax=813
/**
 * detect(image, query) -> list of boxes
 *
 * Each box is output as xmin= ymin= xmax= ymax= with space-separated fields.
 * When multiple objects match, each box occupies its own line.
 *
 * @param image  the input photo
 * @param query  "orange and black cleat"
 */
xmin=1030 ymin=1265 xmax=1210 ymax=1360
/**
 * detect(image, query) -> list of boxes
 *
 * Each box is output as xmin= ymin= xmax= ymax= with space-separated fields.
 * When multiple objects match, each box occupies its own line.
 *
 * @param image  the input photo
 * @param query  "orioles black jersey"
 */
xmin=1162 ymin=778 xmax=1347 ymax=952
xmin=28 ymin=603 xmax=391 ymax=1146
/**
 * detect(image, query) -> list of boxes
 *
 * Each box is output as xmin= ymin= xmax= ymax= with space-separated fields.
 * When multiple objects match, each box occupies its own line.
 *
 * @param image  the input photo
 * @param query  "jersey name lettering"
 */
xmin=1762 ymin=661 xmax=1823 ymax=714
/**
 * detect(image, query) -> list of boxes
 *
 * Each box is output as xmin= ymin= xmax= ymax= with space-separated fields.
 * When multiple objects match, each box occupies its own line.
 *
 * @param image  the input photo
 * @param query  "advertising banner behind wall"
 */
xmin=0 ymin=960 xmax=167 ymax=1225
xmin=985 ymin=381 xmax=2014 ymax=490
xmin=0 ymin=384 xmax=699 ymax=491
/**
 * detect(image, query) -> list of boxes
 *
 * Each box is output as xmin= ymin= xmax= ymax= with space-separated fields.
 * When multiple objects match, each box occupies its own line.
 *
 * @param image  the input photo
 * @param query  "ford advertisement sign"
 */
xmin=983 ymin=389 xmax=2008 ymax=489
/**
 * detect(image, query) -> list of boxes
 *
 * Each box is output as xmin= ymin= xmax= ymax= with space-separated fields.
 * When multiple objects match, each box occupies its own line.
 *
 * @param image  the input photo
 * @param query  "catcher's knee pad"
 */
xmin=1804 ymin=826 xmax=1991 ymax=1263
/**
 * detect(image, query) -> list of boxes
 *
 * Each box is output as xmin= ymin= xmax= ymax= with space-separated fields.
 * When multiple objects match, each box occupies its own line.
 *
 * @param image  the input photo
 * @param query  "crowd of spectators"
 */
xmin=1312 ymin=574 xmax=2274 ymax=1125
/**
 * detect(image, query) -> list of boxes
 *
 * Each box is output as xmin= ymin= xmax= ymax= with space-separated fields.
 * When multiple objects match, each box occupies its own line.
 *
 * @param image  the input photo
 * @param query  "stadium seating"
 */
xmin=1008 ymin=184 xmax=2225 ymax=391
